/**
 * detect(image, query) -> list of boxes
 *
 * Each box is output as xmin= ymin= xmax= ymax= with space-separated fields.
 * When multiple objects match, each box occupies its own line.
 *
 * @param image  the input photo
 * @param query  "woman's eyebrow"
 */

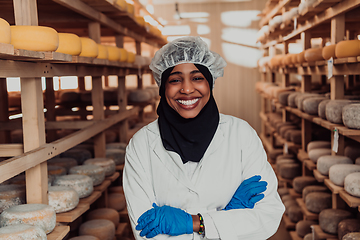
xmin=169 ymin=71 xmax=182 ymax=76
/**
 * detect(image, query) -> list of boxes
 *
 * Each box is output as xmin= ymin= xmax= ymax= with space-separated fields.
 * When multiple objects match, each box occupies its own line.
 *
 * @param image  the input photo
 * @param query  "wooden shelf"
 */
xmin=79 ymin=191 xmax=102 ymax=205
xmin=56 ymin=203 xmax=89 ymax=223
xmin=94 ymin=179 xmax=111 ymax=192
xmin=47 ymin=226 xmax=70 ymax=240
xmin=289 ymin=188 xmax=302 ymax=198
xmin=106 ymin=171 xmax=120 ymax=182
xmin=297 ymin=149 xmax=310 ymax=162
xmin=324 ymin=179 xmax=343 ymax=194
xmin=312 ymin=225 xmax=337 ymax=240
xmin=313 ymin=169 xmax=328 ymax=183
xmin=304 ymin=160 xmax=316 ymax=171
xmin=339 ymin=190 xmax=360 ymax=208
xmin=296 ymin=198 xmax=319 ymax=221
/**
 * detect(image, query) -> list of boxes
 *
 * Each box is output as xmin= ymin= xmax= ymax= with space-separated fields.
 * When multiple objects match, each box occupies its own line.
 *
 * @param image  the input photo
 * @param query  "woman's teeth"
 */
xmin=177 ymin=98 xmax=199 ymax=106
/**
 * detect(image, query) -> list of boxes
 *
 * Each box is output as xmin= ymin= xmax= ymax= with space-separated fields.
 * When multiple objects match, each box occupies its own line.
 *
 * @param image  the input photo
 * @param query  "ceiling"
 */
xmin=153 ymin=0 xmax=251 ymax=4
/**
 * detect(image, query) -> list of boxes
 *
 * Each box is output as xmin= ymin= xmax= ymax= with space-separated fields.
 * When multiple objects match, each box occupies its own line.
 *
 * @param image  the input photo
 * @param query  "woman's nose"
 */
xmin=180 ymin=79 xmax=194 ymax=94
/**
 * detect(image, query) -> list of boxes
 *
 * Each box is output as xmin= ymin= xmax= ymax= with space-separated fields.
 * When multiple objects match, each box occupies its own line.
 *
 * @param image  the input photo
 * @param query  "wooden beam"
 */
xmin=0 ymin=78 xmax=10 ymax=143
xmin=88 ymin=22 xmax=101 ymax=44
xmin=45 ymin=120 xmax=94 ymax=129
xmin=331 ymin=14 xmax=345 ymax=44
xmin=45 ymin=77 xmax=57 ymax=142
xmin=0 ymin=144 xmax=24 ymax=157
xmin=13 ymin=0 xmax=38 ymax=26
xmin=117 ymin=75 xmax=128 ymax=143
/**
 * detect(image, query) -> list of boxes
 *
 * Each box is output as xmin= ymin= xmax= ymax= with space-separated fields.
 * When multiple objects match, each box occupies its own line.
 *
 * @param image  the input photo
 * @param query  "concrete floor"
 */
xmin=268 ymin=218 xmax=291 ymax=240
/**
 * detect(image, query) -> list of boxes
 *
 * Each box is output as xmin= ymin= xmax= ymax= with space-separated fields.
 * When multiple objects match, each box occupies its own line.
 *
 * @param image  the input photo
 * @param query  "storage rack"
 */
xmin=0 ymin=0 xmax=166 ymax=238
xmin=257 ymin=0 xmax=360 ymax=239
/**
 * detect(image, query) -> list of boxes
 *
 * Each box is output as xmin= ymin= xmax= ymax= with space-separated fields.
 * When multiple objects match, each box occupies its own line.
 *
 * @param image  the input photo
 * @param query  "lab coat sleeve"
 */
xmin=205 ymin=121 xmax=285 ymax=240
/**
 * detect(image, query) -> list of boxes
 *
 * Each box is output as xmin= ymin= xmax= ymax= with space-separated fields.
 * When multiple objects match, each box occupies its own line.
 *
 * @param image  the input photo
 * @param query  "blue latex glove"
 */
xmin=136 ymin=203 xmax=193 ymax=238
xmin=223 ymin=175 xmax=267 ymax=210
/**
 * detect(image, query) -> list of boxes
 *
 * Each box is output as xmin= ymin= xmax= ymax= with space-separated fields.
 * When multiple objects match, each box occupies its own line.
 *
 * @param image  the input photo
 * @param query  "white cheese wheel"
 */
xmin=325 ymin=100 xmax=354 ymax=124
xmin=56 ymin=33 xmax=82 ymax=55
xmin=317 ymin=155 xmax=353 ymax=176
xmin=97 ymin=44 xmax=108 ymax=59
xmin=53 ymin=174 xmax=93 ymax=198
xmin=296 ymin=220 xmax=317 ymax=238
xmin=69 ymin=165 xmax=105 ymax=186
xmin=48 ymin=186 xmax=79 ymax=213
xmin=302 ymin=185 xmax=329 ymax=200
xmin=48 ymin=165 xmax=66 ymax=177
xmin=304 ymin=48 xmax=324 ymax=62
xmin=47 ymin=157 xmax=78 ymax=173
xmin=83 ymin=158 xmax=116 ymax=177
xmin=318 ymin=99 xmax=331 ymax=119
xmin=127 ymin=52 xmax=136 ymax=63
xmin=105 ymin=46 xmax=120 ymax=61
xmin=292 ymin=176 xmax=317 ymax=194
xmin=305 ymin=192 xmax=332 ymax=213
xmin=119 ymin=48 xmax=128 ymax=62
xmin=0 ymin=224 xmax=47 ymax=240
xmin=322 ymin=44 xmax=336 ymax=60
xmin=128 ymin=89 xmax=152 ymax=103
xmin=107 ymin=193 xmax=126 ymax=211
xmin=105 ymin=149 xmax=125 ymax=166
xmin=10 ymin=26 xmax=59 ymax=52
xmin=106 ymin=142 xmax=127 ymax=150
xmin=69 ymin=236 xmax=99 ymax=240
xmin=79 ymin=219 xmax=115 ymax=240
xmin=335 ymin=40 xmax=360 ymax=58
xmin=0 ymin=204 xmax=56 ymax=234
xmin=86 ymin=208 xmax=119 ymax=227
xmin=0 ymin=18 xmax=11 ymax=44
xmin=307 ymin=140 xmax=331 ymax=152
xmin=319 ymin=209 xmax=352 ymax=234
xmin=61 ymin=148 xmax=92 ymax=165
xmin=344 ymin=172 xmax=360 ymax=197
xmin=287 ymin=205 xmax=302 ymax=223
xmin=342 ymin=104 xmax=360 ymax=129
xmin=0 ymin=185 xmax=26 ymax=213
xmin=309 ymin=148 xmax=332 ymax=163
xmin=342 ymin=232 xmax=360 ymax=240
xmin=79 ymin=37 xmax=98 ymax=58
xmin=303 ymin=97 xmax=327 ymax=115
xmin=329 ymin=164 xmax=360 ymax=186
xmin=345 ymin=145 xmax=360 ymax=161
xmin=338 ymin=219 xmax=360 ymax=240
xmin=279 ymin=163 xmax=301 ymax=179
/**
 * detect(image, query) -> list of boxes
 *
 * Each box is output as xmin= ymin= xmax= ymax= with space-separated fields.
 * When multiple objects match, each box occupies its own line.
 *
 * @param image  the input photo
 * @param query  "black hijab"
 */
xmin=157 ymin=64 xmax=220 ymax=164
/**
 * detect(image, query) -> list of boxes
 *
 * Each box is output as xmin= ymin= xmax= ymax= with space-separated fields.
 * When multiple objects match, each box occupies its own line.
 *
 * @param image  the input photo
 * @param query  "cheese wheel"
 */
xmin=303 ymin=97 xmax=327 ymax=115
xmin=48 ymin=165 xmax=66 ymax=177
xmin=303 ymin=233 xmax=312 ymax=240
xmin=317 ymin=155 xmax=353 ymax=175
xmin=279 ymin=163 xmax=301 ymax=179
xmin=56 ymin=33 xmax=82 ymax=55
xmin=105 ymin=149 xmax=125 ymax=166
xmin=268 ymin=149 xmax=284 ymax=161
xmin=107 ymin=193 xmax=126 ymax=211
xmin=356 ymin=157 xmax=360 ymax=165
xmin=279 ymin=125 xmax=297 ymax=138
xmin=322 ymin=44 xmax=336 ymax=60
xmin=344 ymin=172 xmax=360 ymax=197
xmin=278 ymin=91 xmax=293 ymax=106
xmin=10 ymin=26 xmax=59 ymax=52
xmin=287 ymin=205 xmax=302 ymax=223
xmin=79 ymin=219 xmax=115 ymax=240
xmin=297 ymin=51 xmax=306 ymax=63
xmin=126 ymin=3 xmax=134 ymax=15
xmin=319 ymin=209 xmax=352 ymax=234
xmin=342 ymin=104 xmax=360 ymax=129
xmin=338 ymin=219 xmax=360 ymax=240
xmin=318 ymin=99 xmax=331 ymax=119
xmin=302 ymin=185 xmax=329 ymax=199
xmin=0 ymin=185 xmax=26 ymax=213
xmin=86 ymin=208 xmax=119 ymax=226
xmin=296 ymin=93 xmax=320 ymax=110
xmin=326 ymin=100 xmax=354 ymax=124
xmin=345 ymin=145 xmax=360 ymax=161
xmin=289 ymin=130 xmax=301 ymax=144
xmin=305 ymin=192 xmax=332 ymax=213
xmin=281 ymin=194 xmax=293 ymax=202
xmin=106 ymin=142 xmax=127 ymax=150
xmin=118 ymin=48 xmax=128 ymax=62
xmin=61 ymin=148 xmax=92 ymax=165
xmin=0 ymin=18 xmax=11 ymax=44
xmin=48 ymin=186 xmax=79 ymax=213
xmin=0 ymin=204 xmax=56 ymax=234
xmin=309 ymin=148 xmax=332 ymax=163
xmin=307 ymin=141 xmax=331 ymax=152
xmin=97 ymin=44 xmax=109 ymax=59
xmin=83 ymin=158 xmax=116 ymax=177
xmin=276 ymin=159 xmax=296 ymax=172
xmin=69 ymin=165 xmax=105 ymax=186
xmin=53 ymin=174 xmax=93 ymax=198
xmin=296 ymin=220 xmax=317 ymax=237
xmin=283 ymin=199 xmax=298 ymax=215
xmin=335 ymin=40 xmax=360 ymax=58
xmin=47 ymin=157 xmax=78 ymax=173
xmin=288 ymin=92 xmax=301 ymax=107
xmin=290 ymin=53 xmax=298 ymax=65
xmin=276 ymin=154 xmax=296 ymax=161
xmin=128 ymin=89 xmax=152 ymax=103
xmin=278 ymin=188 xmax=289 ymax=197
xmin=329 ymin=164 xmax=360 ymax=186
xmin=342 ymin=232 xmax=360 ymax=240
xmin=293 ymin=176 xmax=317 ymax=194
xmin=105 ymin=46 xmax=121 ymax=61
xmin=69 ymin=236 xmax=99 ymax=240
xmin=79 ymin=37 xmax=98 ymax=58
xmin=127 ymin=52 xmax=136 ymax=63
xmin=0 ymin=224 xmax=47 ymax=240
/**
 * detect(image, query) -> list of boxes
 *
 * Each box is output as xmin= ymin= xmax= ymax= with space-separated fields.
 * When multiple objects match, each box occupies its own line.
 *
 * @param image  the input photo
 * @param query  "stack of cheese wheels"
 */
xmin=79 ymin=219 xmax=115 ymax=240
xmin=303 ymin=97 xmax=327 ymax=115
xmin=308 ymin=148 xmax=332 ymax=163
xmin=119 ymin=48 xmax=128 ymax=62
xmin=0 ymin=224 xmax=47 ymax=239
xmin=318 ymin=99 xmax=331 ymax=119
xmin=292 ymin=176 xmax=317 ymax=194
xmin=56 ymin=33 xmax=82 ymax=55
xmin=53 ymin=174 xmax=93 ymax=198
xmin=10 ymin=25 xmax=59 ymax=51
xmin=296 ymin=220 xmax=317 ymax=238
xmin=329 ymin=164 xmax=360 ymax=186
xmin=79 ymin=37 xmax=98 ymax=57
xmin=305 ymin=192 xmax=332 ymax=213
xmin=48 ymin=186 xmax=79 ymax=213
xmin=319 ymin=209 xmax=352 ymax=234
xmin=0 ymin=184 xmax=26 ymax=213
xmin=106 ymin=142 xmax=127 ymax=150
xmin=325 ymin=100 xmax=355 ymax=124
xmin=342 ymin=104 xmax=360 ymax=129
xmin=69 ymin=236 xmax=99 ymax=240
xmin=0 ymin=18 xmax=11 ymax=44
xmin=86 ymin=208 xmax=119 ymax=227
xmin=335 ymin=40 xmax=360 ymax=58
xmin=0 ymin=204 xmax=56 ymax=234
xmin=83 ymin=158 xmax=116 ymax=177
xmin=322 ymin=44 xmax=336 ymax=60
xmin=344 ymin=172 xmax=360 ymax=197
xmin=344 ymin=145 xmax=360 ymax=161
xmin=97 ymin=44 xmax=108 ymax=59
xmin=317 ymin=155 xmax=352 ymax=175
xmin=105 ymin=149 xmax=125 ymax=165
xmin=105 ymin=45 xmax=121 ymax=61
xmin=107 ymin=193 xmax=126 ymax=211
xmin=127 ymin=52 xmax=136 ymax=63
xmin=338 ymin=219 xmax=360 ymax=240
xmin=47 ymin=157 xmax=78 ymax=173
xmin=69 ymin=165 xmax=105 ymax=186
xmin=48 ymin=165 xmax=67 ymax=177
xmin=302 ymin=185 xmax=329 ymax=199
xmin=61 ymin=148 xmax=92 ymax=165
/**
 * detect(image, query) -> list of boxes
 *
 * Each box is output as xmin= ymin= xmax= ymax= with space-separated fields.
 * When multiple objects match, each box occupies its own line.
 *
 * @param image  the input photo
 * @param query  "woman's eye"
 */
xmin=193 ymin=77 xmax=204 ymax=81
xmin=168 ymin=79 xmax=181 ymax=84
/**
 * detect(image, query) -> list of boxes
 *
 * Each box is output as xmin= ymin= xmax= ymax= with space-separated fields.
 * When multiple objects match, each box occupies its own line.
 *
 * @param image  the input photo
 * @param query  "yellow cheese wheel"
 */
xmin=322 ymin=44 xmax=336 ymax=60
xmin=135 ymin=16 xmax=145 ymax=27
xmin=56 ymin=33 xmax=82 ymax=56
xmin=105 ymin=46 xmax=121 ymax=61
xmin=118 ymin=48 xmax=128 ymax=62
xmin=335 ymin=40 xmax=360 ymax=58
xmin=304 ymin=48 xmax=324 ymax=62
xmin=127 ymin=3 xmax=135 ymax=15
xmin=283 ymin=54 xmax=294 ymax=66
xmin=97 ymin=44 xmax=109 ymax=59
xmin=115 ymin=0 xmax=127 ymax=10
xmin=127 ymin=52 xmax=136 ymax=63
xmin=79 ymin=37 xmax=98 ymax=58
xmin=269 ymin=55 xmax=284 ymax=68
xmin=291 ymin=54 xmax=298 ymax=64
xmin=10 ymin=26 xmax=59 ymax=52
xmin=297 ymin=51 xmax=306 ymax=63
xmin=0 ymin=18 xmax=11 ymax=44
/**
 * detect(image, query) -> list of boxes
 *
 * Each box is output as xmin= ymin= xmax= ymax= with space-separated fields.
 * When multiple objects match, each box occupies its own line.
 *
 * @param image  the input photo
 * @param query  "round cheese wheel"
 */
xmin=305 ymin=192 xmax=332 ymax=213
xmin=296 ymin=220 xmax=317 ymax=237
xmin=79 ymin=37 xmax=98 ymax=58
xmin=322 ymin=44 xmax=336 ymax=60
xmin=61 ymin=148 xmax=92 ymax=165
xmin=288 ymin=92 xmax=301 ymax=107
xmin=0 ymin=204 xmax=56 ymax=234
xmin=128 ymin=89 xmax=152 ymax=103
xmin=105 ymin=149 xmax=125 ymax=166
xmin=296 ymin=93 xmax=320 ymax=111
xmin=325 ymin=100 xmax=354 ymax=124
xmin=10 ymin=26 xmax=59 ymax=52
xmin=309 ymin=148 xmax=332 ymax=163
xmin=279 ymin=163 xmax=301 ymax=179
xmin=69 ymin=236 xmax=99 ymax=240
xmin=97 ymin=44 xmax=108 ymax=59
xmin=0 ymin=18 xmax=11 ymax=44
xmin=343 ymin=104 xmax=360 ymax=129
xmin=48 ymin=186 xmax=79 ymax=213
xmin=342 ymin=232 xmax=360 ymax=240
xmin=293 ymin=176 xmax=317 ymax=194
xmin=317 ymin=155 xmax=353 ymax=176
xmin=69 ymin=165 xmax=105 ymax=186
xmin=79 ymin=219 xmax=115 ymax=240
xmin=318 ymin=99 xmax=331 ymax=119
xmin=106 ymin=142 xmax=127 ymax=150
xmin=268 ymin=149 xmax=284 ymax=161
xmin=303 ymin=233 xmax=312 ymax=240
xmin=289 ymin=130 xmax=302 ymax=144
xmin=107 ymin=193 xmax=126 ymax=211
xmin=283 ymin=199 xmax=298 ymax=215
xmin=86 ymin=208 xmax=119 ymax=227
xmin=47 ymin=157 xmax=77 ymax=173
xmin=303 ymin=97 xmax=327 ymax=115
xmin=56 ymin=33 xmax=82 ymax=55
xmin=275 ymin=122 xmax=294 ymax=133
xmin=278 ymin=91 xmax=293 ymax=106
xmin=127 ymin=52 xmax=136 ymax=63
xmin=345 ymin=145 xmax=360 ymax=161
xmin=48 ymin=165 xmax=66 ymax=177
xmin=118 ymin=48 xmax=128 ymax=62
xmin=297 ymin=51 xmax=306 ymax=63
xmin=53 ymin=174 xmax=93 ymax=198
xmin=105 ymin=46 xmax=121 ymax=61
xmin=279 ymin=125 xmax=298 ymax=138
xmin=126 ymin=3 xmax=134 ymax=15
xmin=287 ymin=205 xmax=303 ymax=223
xmin=329 ymin=164 xmax=360 ymax=186
xmin=335 ymin=40 xmax=360 ymax=58
xmin=304 ymin=48 xmax=324 ymax=62
xmin=0 ymin=185 xmax=26 ymax=213
xmin=338 ymin=219 xmax=360 ymax=240
xmin=83 ymin=158 xmax=116 ymax=177
xmin=276 ymin=159 xmax=296 ymax=172
xmin=307 ymin=141 xmax=331 ymax=152
xmin=344 ymin=172 xmax=360 ymax=197
xmin=319 ymin=209 xmax=352 ymax=234
xmin=302 ymin=185 xmax=329 ymax=199
xmin=0 ymin=224 xmax=47 ymax=240
xmin=281 ymin=194 xmax=294 ymax=202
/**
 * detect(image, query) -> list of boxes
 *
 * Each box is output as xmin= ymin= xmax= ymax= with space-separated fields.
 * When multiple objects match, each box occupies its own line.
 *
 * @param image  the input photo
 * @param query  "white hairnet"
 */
xmin=150 ymin=36 xmax=227 ymax=88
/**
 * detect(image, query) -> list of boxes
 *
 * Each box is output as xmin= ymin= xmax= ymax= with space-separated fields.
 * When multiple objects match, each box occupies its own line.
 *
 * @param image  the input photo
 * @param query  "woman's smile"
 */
xmin=176 ymin=98 xmax=200 ymax=107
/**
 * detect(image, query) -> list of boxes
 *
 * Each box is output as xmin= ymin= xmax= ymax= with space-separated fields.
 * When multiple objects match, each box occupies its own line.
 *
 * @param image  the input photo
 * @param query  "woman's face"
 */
xmin=165 ymin=63 xmax=211 ymax=119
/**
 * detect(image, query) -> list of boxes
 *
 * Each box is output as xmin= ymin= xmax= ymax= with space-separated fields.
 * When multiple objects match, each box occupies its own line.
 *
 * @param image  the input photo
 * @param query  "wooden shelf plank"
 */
xmin=94 ymin=179 xmax=111 ymax=192
xmin=106 ymin=171 xmax=120 ymax=182
xmin=47 ymin=225 xmax=70 ymax=240
xmin=79 ymin=191 xmax=102 ymax=205
xmin=0 ymin=144 xmax=24 ymax=157
xmin=282 ymin=213 xmax=296 ymax=230
xmin=297 ymin=149 xmax=310 ymax=162
xmin=290 ymin=231 xmax=302 ymax=240
xmin=289 ymin=188 xmax=302 ymax=199
xmin=313 ymin=169 xmax=328 ymax=183
xmin=296 ymin=198 xmax=319 ymax=221
xmin=304 ymin=160 xmax=316 ymax=171
xmin=56 ymin=203 xmax=89 ymax=223
xmin=339 ymin=190 xmax=360 ymax=208
xmin=324 ymin=179 xmax=343 ymax=194
xmin=312 ymin=225 xmax=337 ymax=240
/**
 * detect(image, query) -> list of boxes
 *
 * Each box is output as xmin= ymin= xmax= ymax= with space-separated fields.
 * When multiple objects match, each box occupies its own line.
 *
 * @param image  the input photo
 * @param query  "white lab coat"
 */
xmin=123 ymin=114 xmax=285 ymax=240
